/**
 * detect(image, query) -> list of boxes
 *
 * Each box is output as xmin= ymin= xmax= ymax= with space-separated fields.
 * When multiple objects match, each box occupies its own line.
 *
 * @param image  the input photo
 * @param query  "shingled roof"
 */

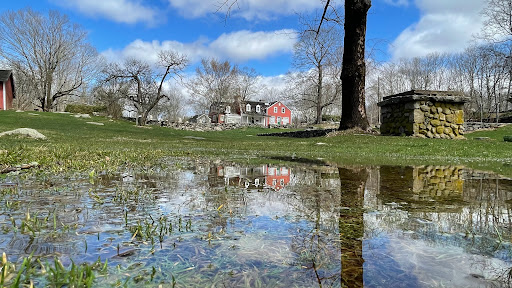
xmin=0 ymin=70 xmax=12 ymax=82
xmin=0 ymin=70 xmax=15 ymax=98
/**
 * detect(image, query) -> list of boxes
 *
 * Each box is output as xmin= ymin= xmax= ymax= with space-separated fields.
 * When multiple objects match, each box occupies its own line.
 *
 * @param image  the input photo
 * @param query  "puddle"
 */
xmin=1 ymin=160 xmax=512 ymax=287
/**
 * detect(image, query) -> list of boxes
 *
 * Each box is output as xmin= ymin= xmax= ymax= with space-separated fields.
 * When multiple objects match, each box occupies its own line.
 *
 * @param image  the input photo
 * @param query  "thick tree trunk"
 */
xmin=339 ymin=0 xmax=371 ymax=131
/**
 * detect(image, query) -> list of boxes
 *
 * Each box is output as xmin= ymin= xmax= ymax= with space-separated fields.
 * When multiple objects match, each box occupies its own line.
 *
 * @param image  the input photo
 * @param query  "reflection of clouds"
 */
xmin=364 ymin=235 xmax=508 ymax=287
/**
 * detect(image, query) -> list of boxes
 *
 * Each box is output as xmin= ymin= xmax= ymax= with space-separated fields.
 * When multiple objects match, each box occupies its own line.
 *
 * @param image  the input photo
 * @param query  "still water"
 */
xmin=1 ymin=160 xmax=512 ymax=287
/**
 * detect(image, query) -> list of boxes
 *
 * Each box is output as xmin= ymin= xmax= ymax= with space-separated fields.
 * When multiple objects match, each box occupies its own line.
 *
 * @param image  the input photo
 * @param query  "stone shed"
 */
xmin=378 ymin=90 xmax=469 ymax=139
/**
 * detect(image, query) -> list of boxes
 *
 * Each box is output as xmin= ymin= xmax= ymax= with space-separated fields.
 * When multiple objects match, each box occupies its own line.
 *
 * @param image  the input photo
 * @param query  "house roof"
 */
xmin=0 ymin=70 xmax=12 ymax=82
xmin=267 ymin=101 xmax=290 ymax=110
xmin=0 ymin=70 xmax=15 ymax=98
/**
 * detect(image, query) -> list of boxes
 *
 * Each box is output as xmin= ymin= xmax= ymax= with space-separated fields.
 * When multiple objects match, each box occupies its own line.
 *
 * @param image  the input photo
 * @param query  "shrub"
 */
xmin=65 ymin=104 xmax=107 ymax=115
xmin=322 ymin=115 xmax=341 ymax=122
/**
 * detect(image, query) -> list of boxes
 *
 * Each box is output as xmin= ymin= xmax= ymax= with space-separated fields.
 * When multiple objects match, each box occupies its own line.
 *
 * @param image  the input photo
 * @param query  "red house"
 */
xmin=0 ymin=70 xmax=15 ymax=110
xmin=263 ymin=166 xmax=290 ymax=191
xmin=266 ymin=101 xmax=292 ymax=126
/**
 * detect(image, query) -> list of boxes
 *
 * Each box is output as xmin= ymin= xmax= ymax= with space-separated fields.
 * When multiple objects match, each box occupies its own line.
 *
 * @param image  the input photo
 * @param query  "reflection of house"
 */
xmin=0 ymin=70 xmax=15 ymax=110
xmin=264 ymin=166 xmax=290 ymax=191
xmin=215 ymin=164 xmax=291 ymax=191
xmin=209 ymin=98 xmax=292 ymax=126
xmin=189 ymin=114 xmax=211 ymax=124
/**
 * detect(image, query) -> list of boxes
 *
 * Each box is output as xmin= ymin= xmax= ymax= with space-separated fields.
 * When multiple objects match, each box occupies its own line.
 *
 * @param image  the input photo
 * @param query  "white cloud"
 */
xmin=102 ymin=29 xmax=297 ymax=64
xmin=210 ymin=30 xmax=297 ymax=61
xmin=52 ymin=0 xmax=159 ymax=25
xmin=167 ymin=0 xmax=323 ymax=20
xmin=389 ymin=0 xmax=486 ymax=59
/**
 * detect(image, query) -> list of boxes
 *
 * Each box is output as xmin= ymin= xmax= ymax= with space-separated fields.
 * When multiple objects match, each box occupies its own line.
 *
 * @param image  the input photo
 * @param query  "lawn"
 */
xmin=1 ymin=110 xmax=511 ymax=176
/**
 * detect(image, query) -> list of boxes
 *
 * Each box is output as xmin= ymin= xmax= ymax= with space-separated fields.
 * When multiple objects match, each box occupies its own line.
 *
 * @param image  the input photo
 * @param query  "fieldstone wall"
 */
xmin=378 ymin=90 xmax=469 ymax=139
xmin=166 ymin=122 xmax=268 ymax=132
xmin=464 ymin=122 xmax=509 ymax=133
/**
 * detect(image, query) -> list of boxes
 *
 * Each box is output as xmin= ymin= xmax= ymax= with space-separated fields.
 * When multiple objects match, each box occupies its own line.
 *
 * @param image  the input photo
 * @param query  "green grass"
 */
xmin=1 ymin=110 xmax=512 ymax=176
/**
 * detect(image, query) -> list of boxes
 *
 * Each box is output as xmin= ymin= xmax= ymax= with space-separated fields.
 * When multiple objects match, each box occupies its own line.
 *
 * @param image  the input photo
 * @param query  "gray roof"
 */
xmin=0 ymin=70 xmax=12 ymax=82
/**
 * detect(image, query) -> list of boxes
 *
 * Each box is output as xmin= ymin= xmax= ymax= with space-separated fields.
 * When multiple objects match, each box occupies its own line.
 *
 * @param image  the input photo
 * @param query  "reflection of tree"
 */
xmin=286 ymin=166 xmax=367 ymax=287
xmin=338 ymin=167 xmax=366 ymax=288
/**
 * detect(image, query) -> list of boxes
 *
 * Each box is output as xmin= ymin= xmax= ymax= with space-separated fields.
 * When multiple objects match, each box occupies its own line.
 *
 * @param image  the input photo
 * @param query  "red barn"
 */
xmin=0 ymin=70 xmax=15 ymax=110
xmin=266 ymin=101 xmax=292 ymax=126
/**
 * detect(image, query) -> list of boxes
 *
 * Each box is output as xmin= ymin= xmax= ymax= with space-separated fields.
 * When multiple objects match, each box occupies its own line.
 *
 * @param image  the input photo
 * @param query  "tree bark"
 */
xmin=316 ymin=64 xmax=323 ymax=124
xmin=339 ymin=0 xmax=371 ymax=131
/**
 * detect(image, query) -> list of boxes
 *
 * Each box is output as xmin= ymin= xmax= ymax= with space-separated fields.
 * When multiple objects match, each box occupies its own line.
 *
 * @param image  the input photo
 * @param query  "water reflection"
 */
xmin=1 ymin=161 xmax=512 ymax=287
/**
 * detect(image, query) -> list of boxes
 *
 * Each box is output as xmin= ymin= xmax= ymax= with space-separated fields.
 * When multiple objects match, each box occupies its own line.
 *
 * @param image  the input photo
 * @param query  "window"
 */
xmin=280 ymin=179 xmax=284 ymax=186
xmin=274 ymin=107 xmax=277 ymax=113
xmin=220 ymin=115 xmax=225 ymax=122
xmin=256 ymin=105 xmax=261 ymax=113
xmin=282 ymin=107 xmax=286 ymax=114
xmin=246 ymin=104 xmax=251 ymax=112
xmin=226 ymin=106 xmax=231 ymax=114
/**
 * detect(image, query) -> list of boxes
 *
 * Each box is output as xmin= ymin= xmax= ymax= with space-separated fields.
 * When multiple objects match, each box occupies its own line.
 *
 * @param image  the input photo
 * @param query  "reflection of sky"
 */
xmin=364 ymin=210 xmax=512 ymax=287
xmin=364 ymin=233 xmax=509 ymax=287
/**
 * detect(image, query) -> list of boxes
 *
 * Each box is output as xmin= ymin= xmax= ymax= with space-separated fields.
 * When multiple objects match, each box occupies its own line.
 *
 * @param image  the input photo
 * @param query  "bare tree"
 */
xmin=234 ymin=67 xmax=259 ymax=102
xmin=93 ymin=81 xmax=124 ymax=119
xmin=293 ymin=26 xmax=343 ymax=124
xmin=149 ymin=86 xmax=186 ymax=123
xmin=481 ymin=0 xmax=512 ymax=43
xmin=103 ymin=50 xmax=188 ymax=126
xmin=187 ymin=58 xmax=239 ymax=113
xmin=0 ymin=8 xmax=98 ymax=111
xmin=481 ymin=0 xmax=512 ymax=109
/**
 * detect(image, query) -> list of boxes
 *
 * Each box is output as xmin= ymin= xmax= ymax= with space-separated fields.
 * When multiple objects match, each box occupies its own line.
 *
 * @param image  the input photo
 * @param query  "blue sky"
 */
xmin=1 ymin=0 xmax=487 ymax=78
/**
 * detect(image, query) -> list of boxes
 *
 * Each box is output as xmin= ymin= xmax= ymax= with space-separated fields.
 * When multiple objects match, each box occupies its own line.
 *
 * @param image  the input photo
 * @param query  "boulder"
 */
xmin=0 ymin=128 xmax=47 ymax=140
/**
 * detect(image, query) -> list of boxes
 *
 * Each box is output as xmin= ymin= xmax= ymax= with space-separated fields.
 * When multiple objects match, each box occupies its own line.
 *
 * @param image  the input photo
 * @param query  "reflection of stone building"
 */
xmin=367 ymin=165 xmax=512 ymax=240
xmin=411 ymin=166 xmax=464 ymax=199
xmin=376 ymin=165 xmax=466 ymax=210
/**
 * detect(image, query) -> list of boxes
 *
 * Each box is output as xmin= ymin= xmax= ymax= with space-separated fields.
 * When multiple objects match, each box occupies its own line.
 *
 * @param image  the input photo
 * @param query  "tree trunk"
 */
xmin=316 ymin=64 xmax=323 ymax=124
xmin=339 ymin=0 xmax=371 ymax=131
xmin=45 ymin=74 xmax=53 ymax=112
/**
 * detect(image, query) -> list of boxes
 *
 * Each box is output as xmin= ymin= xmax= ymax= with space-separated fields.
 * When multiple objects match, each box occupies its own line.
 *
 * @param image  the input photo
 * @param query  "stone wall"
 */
xmin=166 ymin=122 xmax=267 ymax=132
xmin=378 ymin=90 xmax=469 ymax=139
xmin=464 ymin=122 xmax=509 ymax=133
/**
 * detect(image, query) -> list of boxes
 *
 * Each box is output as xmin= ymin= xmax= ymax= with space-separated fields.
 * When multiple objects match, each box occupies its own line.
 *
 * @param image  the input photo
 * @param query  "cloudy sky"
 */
xmin=1 ymin=0 xmax=488 ymax=77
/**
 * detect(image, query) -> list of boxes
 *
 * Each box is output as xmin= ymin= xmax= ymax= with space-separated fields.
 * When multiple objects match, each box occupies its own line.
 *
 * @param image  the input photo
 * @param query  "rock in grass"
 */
xmin=504 ymin=135 xmax=512 ymax=142
xmin=74 ymin=113 xmax=91 ymax=118
xmin=0 ymin=128 xmax=47 ymax=140
xmin=86 ymin=122 xmax=104 ymax=126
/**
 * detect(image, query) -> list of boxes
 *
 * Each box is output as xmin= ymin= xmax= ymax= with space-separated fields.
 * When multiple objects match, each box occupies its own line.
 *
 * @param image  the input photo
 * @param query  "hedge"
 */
xmin=65 ymin=104 xmax=107 ymax=114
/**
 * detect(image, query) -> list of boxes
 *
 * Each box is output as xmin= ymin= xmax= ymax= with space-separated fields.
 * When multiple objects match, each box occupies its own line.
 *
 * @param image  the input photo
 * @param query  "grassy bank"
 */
xmin=1 ymin=110 xmax=511 ymax=176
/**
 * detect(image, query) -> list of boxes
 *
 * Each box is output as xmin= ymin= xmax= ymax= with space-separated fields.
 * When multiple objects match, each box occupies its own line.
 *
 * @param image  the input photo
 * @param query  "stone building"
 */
xmin=378 ymin=90 xmax=469 ymax=139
